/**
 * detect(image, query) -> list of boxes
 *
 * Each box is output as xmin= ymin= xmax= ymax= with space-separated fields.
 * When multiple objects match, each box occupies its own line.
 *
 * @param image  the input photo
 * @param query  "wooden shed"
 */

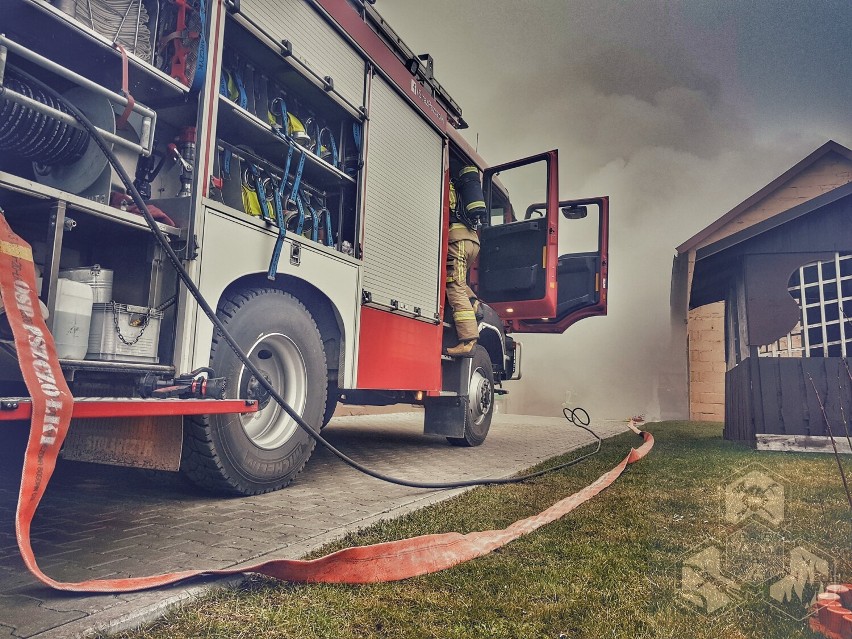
xmin=673 ymin=141 xmax=852 ymax=450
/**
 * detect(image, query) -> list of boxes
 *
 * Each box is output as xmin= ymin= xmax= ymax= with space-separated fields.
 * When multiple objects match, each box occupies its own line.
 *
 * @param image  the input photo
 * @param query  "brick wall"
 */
xmin=688 ymin=302 xmax=726 ymax=421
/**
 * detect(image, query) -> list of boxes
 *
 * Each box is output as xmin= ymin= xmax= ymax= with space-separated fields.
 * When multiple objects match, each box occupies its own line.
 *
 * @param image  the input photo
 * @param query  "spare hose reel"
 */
xmin=0 ymin=35 xmax=158 ymax=196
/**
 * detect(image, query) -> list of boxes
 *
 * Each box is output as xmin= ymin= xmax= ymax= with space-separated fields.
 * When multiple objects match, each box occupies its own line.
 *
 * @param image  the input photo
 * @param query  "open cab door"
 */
xmin=478 ymin=151 xmax=608 ymax=334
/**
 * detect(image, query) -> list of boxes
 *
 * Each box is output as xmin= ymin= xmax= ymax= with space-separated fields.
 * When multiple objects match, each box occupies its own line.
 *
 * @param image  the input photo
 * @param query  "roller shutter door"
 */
xmin=240 ymin=0 xmax=365 ymax=107
xmin=362 ymin=75 xmax=444 ymax=318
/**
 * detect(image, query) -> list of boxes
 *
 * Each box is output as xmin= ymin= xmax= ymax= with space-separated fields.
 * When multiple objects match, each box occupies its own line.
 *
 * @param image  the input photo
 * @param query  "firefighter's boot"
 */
xmin=446 ymin=338 xmax=477 ymax=358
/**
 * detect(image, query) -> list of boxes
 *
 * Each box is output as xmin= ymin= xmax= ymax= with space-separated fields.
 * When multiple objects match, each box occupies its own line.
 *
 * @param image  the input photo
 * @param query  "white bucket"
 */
xmin=58 ymin=265 xmax=113 ymax=303
xmin=53 ymin=279 xmax=94 ymax=359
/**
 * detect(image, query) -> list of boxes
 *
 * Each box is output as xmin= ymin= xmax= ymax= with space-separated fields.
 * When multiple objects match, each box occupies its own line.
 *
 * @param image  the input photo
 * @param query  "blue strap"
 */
xmin=294 ymin=192 xmax=309 ymax=238
xmin=190 ymin=0 xmax=208 ymax=92
xmin=269 ymin=142 xmax=294 ymax=236
xmin=352 ymin=122 xmax=362 ymax=151
xmin=268 ymin=148 xmax=306 ymax=279
xmin=322 ymin=207 xmax=334 ymax=247
xmin=302 ymin=194 xmax=320 ymax=243
xmin=318 ymin=127 xmax=339 ymax=168
xmin=270 ymin=97 xmax=289 ymax=141
xmin=289 ymin=152 xmax=307 ymax=233
xmin=222 ymin=148 xmax=232 ymax=178
xmin=277 ymin=143 xmax=295 ymax=200
xmin=310 ymin=119 xmax=322 ymax=158
xmin=248 ymin=162 xmax=274 ymax=224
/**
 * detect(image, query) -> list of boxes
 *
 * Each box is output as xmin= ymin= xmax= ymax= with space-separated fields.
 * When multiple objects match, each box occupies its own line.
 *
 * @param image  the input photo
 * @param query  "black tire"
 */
xmin=448 ymin=345 xmax=494 ymax=447
xmin=181 ymin=288 xmax=327 ymax=495
xmin=321 ymin=381 xmax=339 ymax=429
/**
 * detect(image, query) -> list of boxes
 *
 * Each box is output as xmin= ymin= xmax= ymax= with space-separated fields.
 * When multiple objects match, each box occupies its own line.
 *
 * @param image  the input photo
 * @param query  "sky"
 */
xmin=374 ymin=0 xmax=852 ymax=421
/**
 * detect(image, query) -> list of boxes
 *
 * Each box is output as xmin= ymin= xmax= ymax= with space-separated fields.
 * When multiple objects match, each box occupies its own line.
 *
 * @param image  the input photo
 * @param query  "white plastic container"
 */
xmin=53 ymin=279 xmax=94 ymax=360
xmin=58 ymin=265 xmax=114 ymax=303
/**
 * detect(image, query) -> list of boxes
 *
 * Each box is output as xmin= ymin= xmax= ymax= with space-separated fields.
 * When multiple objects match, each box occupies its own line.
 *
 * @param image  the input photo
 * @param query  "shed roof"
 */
xmin=676 ymin=140 xmax=852 ymax=255
xmin=695 ymin=180 xmax=852 ymax=260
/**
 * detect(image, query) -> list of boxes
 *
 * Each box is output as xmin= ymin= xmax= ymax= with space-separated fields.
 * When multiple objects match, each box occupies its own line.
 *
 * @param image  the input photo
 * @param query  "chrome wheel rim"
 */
xmin=238 ymin=333 xmax=308 ymax=450
xmin=468 ymin=366 xmax=493 ymax=426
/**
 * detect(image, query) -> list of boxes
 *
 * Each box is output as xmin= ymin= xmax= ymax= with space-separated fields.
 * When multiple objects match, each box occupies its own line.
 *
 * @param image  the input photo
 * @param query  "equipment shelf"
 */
xmin=0 ymin=171 xmax=184 ymax=237
xmin=203 ymin=197 xmax=361 ymax=265
xmin=217 ymin=96 xmax=356 ymax=188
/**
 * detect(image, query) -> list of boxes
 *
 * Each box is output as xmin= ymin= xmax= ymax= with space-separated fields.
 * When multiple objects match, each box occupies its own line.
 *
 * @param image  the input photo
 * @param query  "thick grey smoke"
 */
xmin=376 ymin=0 xmax=850 ymax=421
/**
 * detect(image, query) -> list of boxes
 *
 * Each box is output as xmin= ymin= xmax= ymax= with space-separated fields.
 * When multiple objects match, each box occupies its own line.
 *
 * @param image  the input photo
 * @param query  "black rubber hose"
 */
xmin=11 ymin=64 xmax=609 ymax=489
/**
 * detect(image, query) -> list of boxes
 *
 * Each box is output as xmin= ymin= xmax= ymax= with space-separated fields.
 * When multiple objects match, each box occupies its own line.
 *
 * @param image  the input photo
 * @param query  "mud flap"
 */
xmin=61 ymin=415 xmax=183 ymax=470
xmin=424 ymin=354 xmax=473 ymax=437
xmin=423 ymin=396 xmax=467 ymax=438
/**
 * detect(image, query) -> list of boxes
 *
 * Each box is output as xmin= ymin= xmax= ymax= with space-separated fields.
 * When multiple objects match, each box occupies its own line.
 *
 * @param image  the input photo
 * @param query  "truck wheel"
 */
xmin=448 ymin=345 xmax=494 ymax=447
xmin=181 ymin=288 xmax=327 ymax=495
xmin=321 ymin=382 xmax=339 ymax=429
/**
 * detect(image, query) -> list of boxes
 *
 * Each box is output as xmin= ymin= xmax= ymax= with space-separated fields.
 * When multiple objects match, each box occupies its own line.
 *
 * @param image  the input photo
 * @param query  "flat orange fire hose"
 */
xmin=0 ymin=212 xmax=654 ymax=593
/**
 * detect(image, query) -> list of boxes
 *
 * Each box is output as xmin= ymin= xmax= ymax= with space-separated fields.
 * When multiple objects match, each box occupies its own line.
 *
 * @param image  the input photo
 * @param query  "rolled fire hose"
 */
xmin=1 ymin=223 xmax=653 ymax=592
xmin=0 ymin=65 xmax=654 ymax=592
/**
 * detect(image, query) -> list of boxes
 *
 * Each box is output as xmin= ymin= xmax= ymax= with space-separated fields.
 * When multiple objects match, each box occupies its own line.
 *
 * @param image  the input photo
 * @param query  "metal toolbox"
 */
xmin=86 ymin=302 xmax=163 ymax=363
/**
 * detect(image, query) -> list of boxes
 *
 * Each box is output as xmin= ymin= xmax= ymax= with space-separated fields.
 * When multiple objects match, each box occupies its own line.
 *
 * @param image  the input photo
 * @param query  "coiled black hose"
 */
xmin=0 ymin=73 xmax=89 ymax=165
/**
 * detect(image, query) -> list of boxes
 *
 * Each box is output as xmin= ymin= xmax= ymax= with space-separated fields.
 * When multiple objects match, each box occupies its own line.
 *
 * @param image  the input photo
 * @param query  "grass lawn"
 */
xmin=108 ymin=421 xmax=851 ymax=639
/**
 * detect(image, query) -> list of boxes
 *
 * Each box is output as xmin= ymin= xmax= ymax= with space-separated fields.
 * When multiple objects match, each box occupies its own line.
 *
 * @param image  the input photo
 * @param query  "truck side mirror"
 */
xmin=561 ymin=205 xmax=587 ymax=220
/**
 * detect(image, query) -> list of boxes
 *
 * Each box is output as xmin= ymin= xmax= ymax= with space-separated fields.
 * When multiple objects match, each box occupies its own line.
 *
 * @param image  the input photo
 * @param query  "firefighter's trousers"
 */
xmin=446 ymin=224 xmax=480 ymax=342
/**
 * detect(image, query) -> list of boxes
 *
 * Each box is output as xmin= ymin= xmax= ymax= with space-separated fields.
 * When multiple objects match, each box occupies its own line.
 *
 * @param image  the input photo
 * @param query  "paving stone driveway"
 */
xmin=0 ymin=412 xmax=628 ymax=638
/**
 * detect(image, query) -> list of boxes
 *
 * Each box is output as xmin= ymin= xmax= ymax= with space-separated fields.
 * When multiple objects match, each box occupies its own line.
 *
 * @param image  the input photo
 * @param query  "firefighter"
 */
xmin=445 ymin=166 xmax=486 ymax=357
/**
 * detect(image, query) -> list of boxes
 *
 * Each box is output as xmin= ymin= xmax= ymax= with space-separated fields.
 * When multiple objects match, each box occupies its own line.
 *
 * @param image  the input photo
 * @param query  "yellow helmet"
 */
xmin=287 ymin=113 xmax=311 ymax=147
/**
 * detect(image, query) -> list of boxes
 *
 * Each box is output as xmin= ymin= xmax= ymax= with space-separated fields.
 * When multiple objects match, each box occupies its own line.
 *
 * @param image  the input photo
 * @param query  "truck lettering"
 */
xmin=410 ymin=79 xmax=446 ymax=125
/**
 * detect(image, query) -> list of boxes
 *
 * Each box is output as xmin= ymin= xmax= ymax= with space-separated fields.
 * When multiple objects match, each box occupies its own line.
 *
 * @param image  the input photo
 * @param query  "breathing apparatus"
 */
xmin=454 ymin=165 xmax=487 ymax=229
xmin=285 ymin=112 xmax=311 ymax=147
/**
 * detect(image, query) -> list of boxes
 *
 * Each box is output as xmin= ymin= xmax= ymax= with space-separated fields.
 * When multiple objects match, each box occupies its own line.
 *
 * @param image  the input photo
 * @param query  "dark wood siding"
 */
xmin=724 ymin=360 xmax=754 ymax=442
xmin=726 ymin=357 xmax=852 ymax=441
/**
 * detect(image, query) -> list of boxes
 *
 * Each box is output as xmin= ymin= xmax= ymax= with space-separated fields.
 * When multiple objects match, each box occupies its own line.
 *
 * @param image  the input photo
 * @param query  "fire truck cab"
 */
xmin=0 ymin=0 xmax=608 ymax=495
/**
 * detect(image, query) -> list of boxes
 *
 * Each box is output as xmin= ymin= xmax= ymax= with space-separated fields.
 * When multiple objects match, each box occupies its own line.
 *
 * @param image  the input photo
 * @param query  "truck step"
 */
xmin=0 ymin=397 xmax=258 ymax=421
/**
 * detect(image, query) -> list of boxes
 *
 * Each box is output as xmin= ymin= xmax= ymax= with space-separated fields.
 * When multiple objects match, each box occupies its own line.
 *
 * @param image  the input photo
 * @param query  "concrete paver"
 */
xmin=0 ymin=412 xmax=628 ymax=637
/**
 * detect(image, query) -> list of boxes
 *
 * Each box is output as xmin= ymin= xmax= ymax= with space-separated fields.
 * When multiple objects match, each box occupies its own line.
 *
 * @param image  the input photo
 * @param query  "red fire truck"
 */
xmin=0 ymin=0 xmax=608 ymax=495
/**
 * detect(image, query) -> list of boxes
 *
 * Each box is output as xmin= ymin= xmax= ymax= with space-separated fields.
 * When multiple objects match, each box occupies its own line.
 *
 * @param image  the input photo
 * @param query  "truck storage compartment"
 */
xmin=0 ymin=0 xmax=204 ymax=388
xmin=1 ymin=0 xmax=203 ymax=224
xmin=207 ymin=11 xmax=364 ymax=258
